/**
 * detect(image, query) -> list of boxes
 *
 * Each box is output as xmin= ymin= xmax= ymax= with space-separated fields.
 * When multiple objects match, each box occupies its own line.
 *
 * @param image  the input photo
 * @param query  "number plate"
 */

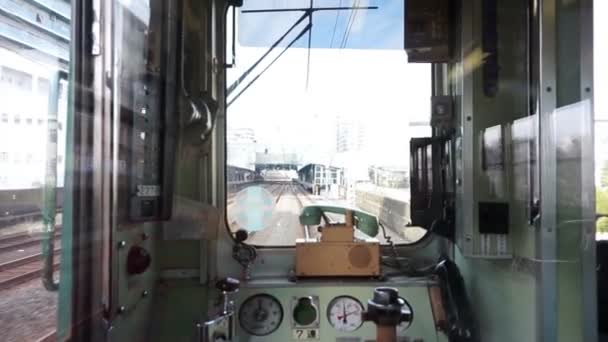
xmin=292 ymin=328 xmax=320 ymax=340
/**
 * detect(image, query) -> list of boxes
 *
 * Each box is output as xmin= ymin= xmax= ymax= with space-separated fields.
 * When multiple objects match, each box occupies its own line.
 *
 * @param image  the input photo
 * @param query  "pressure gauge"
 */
xmin=327 ymin=296 xmax=364 ymax=332
xmin=239 ymin=294 xmax=283 ymax=336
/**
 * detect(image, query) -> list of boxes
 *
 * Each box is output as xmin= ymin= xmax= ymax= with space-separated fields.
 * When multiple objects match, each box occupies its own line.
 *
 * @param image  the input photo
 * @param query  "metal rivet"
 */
xmin=118 ymin=306 xmax=126 ymax=314
xmin=546 ymin=86 xmax=552 ymax=92
xmin=118 ymin=241 xmax=126 ymax=249
xmin=585 ymin=87 xmax=591 ymax=92
xmin=142 ymin=290 xmax=149 ymax=297
xmin=466 ymin=116 xmax=471 ymax=121
xmin=456 ymin=178 xmax=462 ymax=186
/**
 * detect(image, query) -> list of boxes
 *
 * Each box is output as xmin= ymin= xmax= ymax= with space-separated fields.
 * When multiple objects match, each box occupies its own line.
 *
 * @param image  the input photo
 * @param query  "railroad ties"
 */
xmin=0 ymin=228 xmax=61 ymax=290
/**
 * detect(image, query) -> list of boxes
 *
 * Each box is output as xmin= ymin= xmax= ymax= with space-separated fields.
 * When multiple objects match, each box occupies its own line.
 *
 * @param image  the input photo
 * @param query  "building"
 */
xmin=368 ymin=166 xmax=409 ymax=188
xmin=298 ymin=163 xmax=344 ymax=194
xmin=254 ymin=152 xmax=298 ymax=172
xmin=336 ymin=117 xmax=366 ymax=153
xmin=0 ymin=1 xmax=70 ymax=190
xmin=227 ymin=127 xmax=257 ymax=170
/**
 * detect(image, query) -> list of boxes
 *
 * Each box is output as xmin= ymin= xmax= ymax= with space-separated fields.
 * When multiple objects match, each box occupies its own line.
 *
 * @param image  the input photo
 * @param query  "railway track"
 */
xmin=292 ymin=184 xmax=316 ymax=239
xmin=0 ymin=252 xmax=61 ymax=290
xmin=274 ymin=183 xmax=288 ymax=203
xmin=0 ymin=228 xmax=62 ymax=290
xmin=0 ymin=209 xmax=63 ymax=229
xmin=0 ymin=231 xmax=61 ymax=254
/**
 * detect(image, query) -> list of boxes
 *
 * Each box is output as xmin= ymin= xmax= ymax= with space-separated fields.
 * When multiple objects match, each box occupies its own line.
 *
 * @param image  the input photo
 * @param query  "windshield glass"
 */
xmin=226 ymin=0 xmax=429 ymax=246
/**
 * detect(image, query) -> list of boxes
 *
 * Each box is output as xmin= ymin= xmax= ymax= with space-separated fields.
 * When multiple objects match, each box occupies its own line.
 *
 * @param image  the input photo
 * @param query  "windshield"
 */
xmin=226 ymin=0 xmax=429 ymax=246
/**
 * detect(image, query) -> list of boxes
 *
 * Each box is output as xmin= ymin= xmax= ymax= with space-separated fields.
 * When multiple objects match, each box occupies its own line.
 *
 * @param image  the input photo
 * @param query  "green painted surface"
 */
xmin=159 ymin=240 xmax=201 ymax=269
xmin=455 ymin=249 xmax=537 ymax=342
xmin=452 ymin=1 xmax=591 ymax=341
xmin=453 ymin=1 xmax=539 ymax=341
xmin=554 ymin=1 xmax=588 ymax=340
xmin=150 ymin=280 xmax=209 ymax=342
xmin=56 ymin=58 xmax=76 ymax=342
xmin=299 ymin=205 xmax=379 ymax=237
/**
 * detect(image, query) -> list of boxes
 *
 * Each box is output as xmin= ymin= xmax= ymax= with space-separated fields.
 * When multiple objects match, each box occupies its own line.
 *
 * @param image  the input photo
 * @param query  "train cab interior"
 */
xmin=0 ymin=0 xmax=604 ymax=341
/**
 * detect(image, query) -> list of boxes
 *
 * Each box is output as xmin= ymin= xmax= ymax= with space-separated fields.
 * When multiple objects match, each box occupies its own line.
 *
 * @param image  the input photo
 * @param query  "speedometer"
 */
xmin=239 ymin=294 xmax=283 ymax=336
xmin=327 ymin=296 xmax=364 ymax=332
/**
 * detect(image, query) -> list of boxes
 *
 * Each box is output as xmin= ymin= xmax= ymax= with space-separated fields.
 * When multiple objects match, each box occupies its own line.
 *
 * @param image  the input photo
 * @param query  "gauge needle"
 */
xmin=338 ymin=311 xmax=360 ymax=320
xmin=342 ymin=304 xmax=347 ymax=324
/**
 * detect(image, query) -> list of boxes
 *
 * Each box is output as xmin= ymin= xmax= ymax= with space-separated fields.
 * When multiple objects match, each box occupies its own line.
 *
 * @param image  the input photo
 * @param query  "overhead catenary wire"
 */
xmin=227 ymin=11 xmax=310 ymax=96
xmin=227 ymin=23 xmax=312 ymax=107
xmin=305 ymin=0 xmax=314 ymax=90
xmin=229 ymin=4 xmax=377 ymax=105
xmin=339 ymin=0 xmax=361 ymax=49
xmin=329 ymin=0 xmax=344 ymax=48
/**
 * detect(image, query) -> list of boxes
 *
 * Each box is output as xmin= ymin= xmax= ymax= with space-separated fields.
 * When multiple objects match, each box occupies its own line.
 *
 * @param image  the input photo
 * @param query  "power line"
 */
xmin=329 ymin=0 xmax=343 ymax=48
xmin=306 ymin=0 xmax=313 ymax=90
xmin=227 ymin=12 xmax=310 ymax=96
xmin=340 ymin=0 xmax=361 ymax=49
xmin=228 ymin=23 xmax=312 ymax=107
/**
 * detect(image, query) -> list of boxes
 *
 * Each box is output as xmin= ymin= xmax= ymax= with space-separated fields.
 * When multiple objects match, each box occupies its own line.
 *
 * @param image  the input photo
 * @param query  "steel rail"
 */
xmin=0 ymin=233 xmax=61 ymax=254
xmin=0 ymin=248 xmax=61 ymax=272
xmin=0 ymin=257 xmax=60 ymax=290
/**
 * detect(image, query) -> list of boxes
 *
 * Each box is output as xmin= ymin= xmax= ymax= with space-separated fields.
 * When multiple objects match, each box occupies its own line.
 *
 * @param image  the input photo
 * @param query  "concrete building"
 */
xmin=0 ymin=0 xmax=70 ymax=190
xmin=227 ymin=127 xmax=257 ymax=170
xmin=336 ymin=117 xmax=366 ymax=153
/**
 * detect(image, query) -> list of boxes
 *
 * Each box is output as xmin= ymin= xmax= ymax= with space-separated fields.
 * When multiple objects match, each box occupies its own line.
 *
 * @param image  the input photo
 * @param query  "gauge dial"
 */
xmin=239 ymin=294 xmax=283 ymax=336
xmin=327 ymin=296 xmax=364 ymax=332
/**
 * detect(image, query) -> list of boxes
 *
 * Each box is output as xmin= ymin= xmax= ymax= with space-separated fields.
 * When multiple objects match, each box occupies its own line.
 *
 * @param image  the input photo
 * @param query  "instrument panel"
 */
xmin=234 ymin=281 xmax=444 ymax=342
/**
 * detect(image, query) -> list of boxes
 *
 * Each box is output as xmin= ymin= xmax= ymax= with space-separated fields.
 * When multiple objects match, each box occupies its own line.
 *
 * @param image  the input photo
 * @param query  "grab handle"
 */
xmin=42 ymin=70 xmax=68 ymax=291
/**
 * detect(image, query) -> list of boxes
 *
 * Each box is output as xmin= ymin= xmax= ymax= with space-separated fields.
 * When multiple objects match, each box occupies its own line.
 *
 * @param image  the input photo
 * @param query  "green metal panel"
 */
xmin=453 ymin=0 xmax=541 ymax=340
xmin=455 ymin=249 xmax=537 ymax=342
xmin=150 ymin=280 xmax=209 ymax=342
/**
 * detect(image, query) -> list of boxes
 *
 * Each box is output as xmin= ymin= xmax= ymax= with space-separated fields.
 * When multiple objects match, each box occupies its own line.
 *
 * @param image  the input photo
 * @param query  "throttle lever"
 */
xmin=197 ymin=278 xmax=240 ymax=342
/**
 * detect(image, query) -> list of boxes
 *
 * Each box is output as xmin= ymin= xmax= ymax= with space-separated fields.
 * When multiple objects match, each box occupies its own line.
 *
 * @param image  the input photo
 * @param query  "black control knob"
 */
xmin=363 ymin=287 xmax=412 ymax=326
xmin=234 ymin=229 xmax=249 ymax=243
xmin=216 ymin=277 xmax=240 ymax=293
xmin=363 ymin=287 xmax=413 ymax=342
xmin=126 ymin=245 xmax=151 ymax=275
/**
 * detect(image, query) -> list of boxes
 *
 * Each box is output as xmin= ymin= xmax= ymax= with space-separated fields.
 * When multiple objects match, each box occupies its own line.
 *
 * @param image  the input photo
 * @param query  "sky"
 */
xmin=238 ymin=0 xmax=403 ymax=50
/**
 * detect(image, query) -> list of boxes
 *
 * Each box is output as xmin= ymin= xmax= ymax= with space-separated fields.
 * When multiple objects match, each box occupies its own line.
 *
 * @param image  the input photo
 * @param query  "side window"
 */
xmin=0 ymin=2 xmax=71 ymax=340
